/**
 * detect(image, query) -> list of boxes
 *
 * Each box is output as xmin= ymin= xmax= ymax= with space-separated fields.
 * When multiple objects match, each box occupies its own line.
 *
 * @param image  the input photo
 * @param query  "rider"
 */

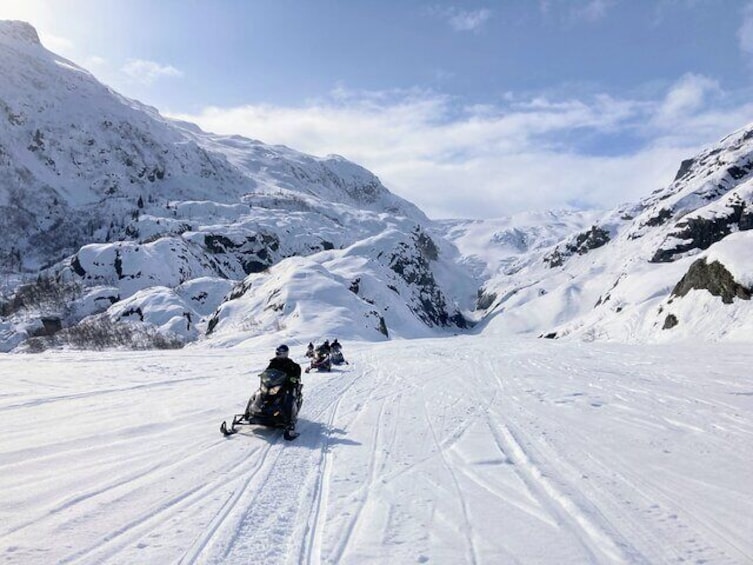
xmin=265 ymin=344 xmax=302 ymax=392
xmin=305 ymin=342 xmax=315 ymax=358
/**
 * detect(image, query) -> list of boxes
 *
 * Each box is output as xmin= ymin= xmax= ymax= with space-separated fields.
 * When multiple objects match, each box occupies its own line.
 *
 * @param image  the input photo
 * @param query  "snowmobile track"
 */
xmin=298 ymin=366 xmax=374 ymax=564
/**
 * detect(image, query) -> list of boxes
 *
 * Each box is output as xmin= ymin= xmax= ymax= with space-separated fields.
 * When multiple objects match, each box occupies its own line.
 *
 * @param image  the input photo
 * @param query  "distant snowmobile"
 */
xmin=305 ymin=342 xmax=315 ymax=358
xmin=305 ymin=349 xmax=332 ymax=373
xmin=220 ymin=368 xmax=303 ymax=441
xmin=330 ymin=343 xmax=348 ymax=365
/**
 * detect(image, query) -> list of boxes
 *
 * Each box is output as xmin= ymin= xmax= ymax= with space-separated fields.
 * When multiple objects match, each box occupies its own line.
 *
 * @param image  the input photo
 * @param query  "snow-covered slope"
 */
xmin=0 ymin=19 xmax=424 ymax=272
xmin=3 ymin=18 xmax=753 ymax=349
xmin=1 ymin=337 xmax=751 ymax=564
xmin=470 ymin=124 xmax=753 ymax=342
xmin=1 ymin=20 xmax=471 ymax=351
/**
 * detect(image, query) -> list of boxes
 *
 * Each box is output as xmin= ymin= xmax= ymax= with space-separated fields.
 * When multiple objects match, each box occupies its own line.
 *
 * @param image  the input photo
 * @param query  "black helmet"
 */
xmin=275 ymin=344 xmax=289 ymax=355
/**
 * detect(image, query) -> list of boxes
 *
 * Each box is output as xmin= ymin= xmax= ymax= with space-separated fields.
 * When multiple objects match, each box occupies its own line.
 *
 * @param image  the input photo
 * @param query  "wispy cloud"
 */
xmin=572 ymin=0 xmax=616 ymax=22
xmin=738 ymin=2 xmax=753 ymax=56
xmin=169 ymin=77 xmax=753 ymax=219
xmin=428 ymin=6 xmax=492 ymax=33
xmin=121 ymin=59 xmax=183 ymax=85
xmin=540 ymin=0 xmax=617 ymax=24
xmin=39 ymin=30 xmax=74 ymax=54
xmin=653 ymin=73 xmax=720 ymax=127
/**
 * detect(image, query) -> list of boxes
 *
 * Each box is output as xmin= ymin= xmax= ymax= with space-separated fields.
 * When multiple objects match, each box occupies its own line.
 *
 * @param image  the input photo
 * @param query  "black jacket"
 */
xmin=266 ymin=357 xmax=302 ymax=382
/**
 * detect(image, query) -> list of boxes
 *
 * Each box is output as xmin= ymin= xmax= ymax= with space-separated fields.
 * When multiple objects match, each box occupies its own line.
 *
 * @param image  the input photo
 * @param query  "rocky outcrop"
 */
xmin=544 ymin=225 xmax=610 ymax=267
xmin=671 ymin=259 xmax=751 ymax=304
xmin=387 ymin=227 xmax=467 ymax=328
xmin=651 ymin=198 xmax=753 ymax=263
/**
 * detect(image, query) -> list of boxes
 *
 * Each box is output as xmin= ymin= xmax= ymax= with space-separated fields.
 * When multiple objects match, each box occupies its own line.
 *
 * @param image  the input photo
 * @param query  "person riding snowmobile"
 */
xmin=220 ymin=344 xmax=303 ymax=440
xmin=330 ymin=339 xmax=348 ymax=365
xmin=265 ymin=343 xmax=301 ymax=394
xmin=306 ymin=341 xmax=332 ymax=373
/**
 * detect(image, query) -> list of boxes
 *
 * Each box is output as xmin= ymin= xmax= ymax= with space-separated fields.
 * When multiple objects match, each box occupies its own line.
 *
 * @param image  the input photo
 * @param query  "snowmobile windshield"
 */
xmin=258 ymin=369 xmax=288 ymax=388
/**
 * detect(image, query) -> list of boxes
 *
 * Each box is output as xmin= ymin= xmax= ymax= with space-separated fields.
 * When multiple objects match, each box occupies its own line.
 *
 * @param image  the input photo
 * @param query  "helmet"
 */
xmin=275 ymin=344 xmax=289 ymax=355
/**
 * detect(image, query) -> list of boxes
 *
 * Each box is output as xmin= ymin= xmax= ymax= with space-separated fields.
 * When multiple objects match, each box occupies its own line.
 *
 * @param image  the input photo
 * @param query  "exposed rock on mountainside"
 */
xmin=543 ymin=225 xmax=611 ymax=268
xmin=671 ymin=259 xmax=751 ymax=304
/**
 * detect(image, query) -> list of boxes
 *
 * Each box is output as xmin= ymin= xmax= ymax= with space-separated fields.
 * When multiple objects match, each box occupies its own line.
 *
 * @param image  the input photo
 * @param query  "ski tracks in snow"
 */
xmin=1 ymin=341 xmax=752 ymax=564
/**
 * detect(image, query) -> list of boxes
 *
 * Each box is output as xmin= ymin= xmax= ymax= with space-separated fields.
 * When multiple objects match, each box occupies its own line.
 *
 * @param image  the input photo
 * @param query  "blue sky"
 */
xmin=3 ymin=0 xmax=753 ymax=218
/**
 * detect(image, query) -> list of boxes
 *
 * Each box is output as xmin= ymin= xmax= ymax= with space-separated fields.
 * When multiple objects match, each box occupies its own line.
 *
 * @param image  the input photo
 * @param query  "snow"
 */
xmin=2 ymin=20 xmax=753 ymax=564
xmin=703 ymin=231 xmax=753 ymax=288
xmin=1 ymin=337 xmax=751 ymax=564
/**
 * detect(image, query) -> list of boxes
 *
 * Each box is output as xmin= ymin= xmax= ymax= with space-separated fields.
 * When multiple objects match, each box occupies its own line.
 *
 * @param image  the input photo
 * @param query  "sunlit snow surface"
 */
xmin=1 ymin=337 xmax=751 ymax=564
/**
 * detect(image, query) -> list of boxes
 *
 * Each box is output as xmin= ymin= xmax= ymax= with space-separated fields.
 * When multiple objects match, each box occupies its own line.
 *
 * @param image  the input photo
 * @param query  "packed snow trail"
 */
xmin=0 ymin=337 xmax=752 ymax=564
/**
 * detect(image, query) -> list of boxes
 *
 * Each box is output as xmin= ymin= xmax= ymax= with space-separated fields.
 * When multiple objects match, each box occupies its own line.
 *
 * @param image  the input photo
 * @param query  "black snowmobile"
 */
xmin=220 ymin=368 xmax=303 ymax=440
xmin=305 ymin=350 xmax=332 ymax=373
xmin=330 ymin=345 xmax=348 ymax=366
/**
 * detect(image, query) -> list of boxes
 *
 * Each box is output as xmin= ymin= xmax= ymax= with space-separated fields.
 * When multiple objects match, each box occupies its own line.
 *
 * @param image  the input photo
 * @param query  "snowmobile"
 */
xmin=305 ymin=351 xmax=332 ymax=373
xmin=220 ymin=368 xmax=303 ymax=440
xmin=330 ymin=346 xmax=348 ymax=366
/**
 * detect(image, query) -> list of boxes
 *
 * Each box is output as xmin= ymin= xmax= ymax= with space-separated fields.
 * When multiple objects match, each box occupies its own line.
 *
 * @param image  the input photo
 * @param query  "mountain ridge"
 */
xmin=2 ymin=20 xmax=753 ymax=351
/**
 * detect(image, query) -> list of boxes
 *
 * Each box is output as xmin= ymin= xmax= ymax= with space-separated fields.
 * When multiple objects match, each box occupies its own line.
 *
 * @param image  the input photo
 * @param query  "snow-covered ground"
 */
xmin=1 ymin=337 xmax=751 ymax=564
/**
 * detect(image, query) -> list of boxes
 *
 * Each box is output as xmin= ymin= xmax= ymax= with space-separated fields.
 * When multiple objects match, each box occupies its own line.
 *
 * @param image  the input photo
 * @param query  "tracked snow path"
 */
xmin=1 ymin=337 xmax=752 ymax=564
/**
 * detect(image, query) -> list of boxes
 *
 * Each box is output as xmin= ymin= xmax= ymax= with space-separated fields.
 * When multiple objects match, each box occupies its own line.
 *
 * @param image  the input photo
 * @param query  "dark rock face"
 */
xmin=674 ymin=159 xmax=695 ymax=182
xmin=544 ymin=225 xmax=610 ymax=268
xmin=378 ymin=315 xmax=389 ymax=337
xmin=203 ymin=232 xmax=281 ymax=274
xmin=643 ymin=208 xmax=673 ymax=228
xmin=476 ymin=289 xmax=497 ymax=310
xmin=651 ymin=200 xmax=753 ymax=262
xmin=662 ymin=314 xmax=678 ymax=330
xmin=349 ymin=278 xmax=360 ymax=295
xmin=671 ymin=259 xmax=751 ymax=304
xmin=31 ymin=316 xmax=62 ymax=337
xmin=387 ymin=227 xmax=467 ymax=328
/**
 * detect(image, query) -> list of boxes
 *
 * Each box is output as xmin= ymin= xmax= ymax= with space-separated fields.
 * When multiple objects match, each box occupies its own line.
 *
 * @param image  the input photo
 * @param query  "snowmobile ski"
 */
xmin=283 ymin=428 xmax=300 ymax=441
xmin=220 ymin=420 xmax=235 ymax=436
xmin=220 ymin=414 xmax=245 ymax=436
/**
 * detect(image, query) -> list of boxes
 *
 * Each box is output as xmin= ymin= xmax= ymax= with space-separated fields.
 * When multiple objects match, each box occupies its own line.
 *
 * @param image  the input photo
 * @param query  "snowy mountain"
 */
xmin=0 ymin=20 xmax=471 ymax=351
xmin=0 ymin=20 xmax=424 ymax=271
xmin=2 ymin=19 xmax=753 ymax=352
xmin=463 ymin=123 xmax=753 ymax=343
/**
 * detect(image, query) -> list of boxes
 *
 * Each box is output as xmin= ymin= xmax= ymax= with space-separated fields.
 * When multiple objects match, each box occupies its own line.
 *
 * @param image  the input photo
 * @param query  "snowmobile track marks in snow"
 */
xmin=298 ymin=367 xmax=373 ymax=564
xmin=178 ymin=441 xmax=282 ymax=564
xmin=422 ymin=398 xmax=480 ymax=565
xmin=58 ymin=442 xmax=272 ymax=564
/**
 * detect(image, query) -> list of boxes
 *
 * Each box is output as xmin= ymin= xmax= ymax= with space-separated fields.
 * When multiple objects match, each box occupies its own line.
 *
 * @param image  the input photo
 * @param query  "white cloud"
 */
xmin=448 ymin=8 xmax=491 ymax=32
xmin=121 ymin=59 xmax=183 ymax=85
xmin=739 ymin=2 xmax=753 ymax=56
xmin=429 ymin=6 xmax=492 ymax=33
xmin=83 ymin=55 xmax=107 ymax=68
xmin=573 ymin=0 xmax=616 ymax=22
xmin=540 ymin=0 xmax=616 ymax=24
xmin=652 ymin=73 xmax=721 ymax=130
xmin=38 ymin=30 xmax=74 ymax=54
xmin=169 ymin=79 xmax=753 ymax=219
